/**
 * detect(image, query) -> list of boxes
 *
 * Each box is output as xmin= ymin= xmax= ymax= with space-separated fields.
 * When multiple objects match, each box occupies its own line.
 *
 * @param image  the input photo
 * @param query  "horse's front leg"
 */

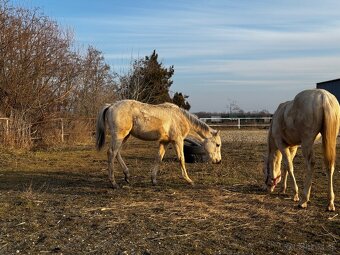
xmin=299 ymin=144 xmax=315 ymax=209
xmin=280 ymin=147 xmax=299 ymax=201
xmin=288 ymin=146 xmax=299 ymax=201
xmin=151 ymin=142 xmax=167 ymax=185
xmin=279 ymin=169 xmax=288 ymax=194
xmin=173 ymin=140 xmax=194 ymax=185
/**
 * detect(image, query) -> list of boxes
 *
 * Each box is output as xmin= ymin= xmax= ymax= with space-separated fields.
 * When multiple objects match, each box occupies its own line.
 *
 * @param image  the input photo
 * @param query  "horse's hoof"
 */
xmin=151 ymin=179 xmax=158 ymax=186
xmin=279 ymin=188 xmax=286 ymax=195
xmin=124 ymin=171 xmax=130 ymax=184
xmin=298 ymin=202 xmax=308 ymax=209
xmin=293 ymin=195 xmax=299 ymax=202
xmin=111 ymin=183 xmax=119 ymax=189
xmin=327 ymin=204 xmax=335 ymax=212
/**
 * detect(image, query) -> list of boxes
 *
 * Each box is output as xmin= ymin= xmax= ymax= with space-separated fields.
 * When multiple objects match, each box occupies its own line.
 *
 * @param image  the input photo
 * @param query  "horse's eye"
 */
xmin=216 ymin=144 xmax=220 ymax=147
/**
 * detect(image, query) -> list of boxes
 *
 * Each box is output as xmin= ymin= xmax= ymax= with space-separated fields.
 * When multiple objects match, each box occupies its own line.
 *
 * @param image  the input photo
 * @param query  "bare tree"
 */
xmin=0 ymin=1 xmax=119 ymax=147
xmin=72 ymin=46 xmax=118 ymax=117
xmin=0 ymin=4 xmax=81 ymax=118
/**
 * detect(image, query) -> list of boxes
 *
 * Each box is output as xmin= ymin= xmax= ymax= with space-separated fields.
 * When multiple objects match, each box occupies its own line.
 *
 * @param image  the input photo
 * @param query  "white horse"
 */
xmin=96 ymin=100 xmax=222 ymax=188
xmin=264 ymin=89 xmax=340 ymax=211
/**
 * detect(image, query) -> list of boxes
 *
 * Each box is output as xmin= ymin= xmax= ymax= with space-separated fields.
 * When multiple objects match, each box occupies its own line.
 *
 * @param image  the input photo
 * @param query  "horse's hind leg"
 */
xmin=107 ymin=147 xmax=118 ymax=189
xmin=151 ymin=142 xmax=168 ymax=185
xmin=117 ymin=152 xmax=130 ymax=184
xmin=326 ymin=162 xmax=335 ymax=211
xmin=107 ymin=139 xmax=123 ymax=189
xmin=323 ymin=144 xmax=336 ymax=211
xmin=117 ymin=135 xmax=131 ymax=183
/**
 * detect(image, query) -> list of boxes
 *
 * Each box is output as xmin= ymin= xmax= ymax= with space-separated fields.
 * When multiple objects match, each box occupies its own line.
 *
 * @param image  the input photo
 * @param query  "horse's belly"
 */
xmin=130 ymin=119 xmax=169 ymax=141
xmin=281 ymin=128 xmax=302 ymax=145
xmin=130 ymin=128 xmax=163 ymax=141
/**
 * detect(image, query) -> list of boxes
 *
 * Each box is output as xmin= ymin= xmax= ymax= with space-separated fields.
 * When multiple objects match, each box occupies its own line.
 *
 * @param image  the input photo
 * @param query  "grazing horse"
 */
xmin=264 ymin=89 xmax=340 ymax=211
xmin=96 ymin=100 xmax=222 ymax=188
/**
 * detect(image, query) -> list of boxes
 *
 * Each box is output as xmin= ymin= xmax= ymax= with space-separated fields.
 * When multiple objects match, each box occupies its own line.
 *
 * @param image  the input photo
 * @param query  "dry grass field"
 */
xmin=0 ymin=130 xmax=339 ymax=254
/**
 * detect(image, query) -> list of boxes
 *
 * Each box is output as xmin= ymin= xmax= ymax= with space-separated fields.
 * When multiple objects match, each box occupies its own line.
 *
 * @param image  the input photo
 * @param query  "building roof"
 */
xmin=317 ymin=78 xmax=340 ymax=86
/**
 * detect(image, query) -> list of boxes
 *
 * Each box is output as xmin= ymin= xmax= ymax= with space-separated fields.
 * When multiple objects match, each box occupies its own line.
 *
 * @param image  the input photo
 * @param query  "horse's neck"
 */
xmin=189 ymin=123 xmax=212 ymax=140
xmin=188 ymin=130 xmax=206 ymax=142
xmin=179 ymin=108 xmax=212 ymax=139
xmin=267 ymin=131 xmax=280 ymax=159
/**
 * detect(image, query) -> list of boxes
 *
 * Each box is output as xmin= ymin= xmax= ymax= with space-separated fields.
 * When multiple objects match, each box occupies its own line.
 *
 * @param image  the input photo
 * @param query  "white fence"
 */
xmin=0 ymin=116 xmax=272 ymax=145
xmin=0 ymin=117 xmax=96 ymax=144
xmin=200 ymin=117 xmax=272 ymax=129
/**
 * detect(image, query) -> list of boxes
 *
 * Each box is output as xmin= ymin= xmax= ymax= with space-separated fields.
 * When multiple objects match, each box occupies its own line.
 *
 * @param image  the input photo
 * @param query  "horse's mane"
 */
xmin=179 ymin=108 xmax=211 ymax=133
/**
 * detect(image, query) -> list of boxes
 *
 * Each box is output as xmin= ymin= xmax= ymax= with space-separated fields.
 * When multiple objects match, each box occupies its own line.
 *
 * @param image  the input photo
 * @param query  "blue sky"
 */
xmin=12 ymin=0 xmax=340 ymax=113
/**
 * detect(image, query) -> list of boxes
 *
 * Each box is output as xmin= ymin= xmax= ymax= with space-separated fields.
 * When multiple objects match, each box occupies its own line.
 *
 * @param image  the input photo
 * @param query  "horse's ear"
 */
xmin=210 ymin=130 xmax=220 ymax=137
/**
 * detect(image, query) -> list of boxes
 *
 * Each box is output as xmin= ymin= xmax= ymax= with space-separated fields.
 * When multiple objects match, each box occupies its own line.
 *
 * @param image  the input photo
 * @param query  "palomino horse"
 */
xmin=264 ymin=89 xmax=340 ymax=211
xmin=96 ymin=100 xmax=222 ymax=188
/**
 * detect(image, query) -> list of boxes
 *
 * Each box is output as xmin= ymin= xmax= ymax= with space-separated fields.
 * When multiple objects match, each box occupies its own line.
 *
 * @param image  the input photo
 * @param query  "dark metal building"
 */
xmin=316 ymin=78 xmax=340 ymax=102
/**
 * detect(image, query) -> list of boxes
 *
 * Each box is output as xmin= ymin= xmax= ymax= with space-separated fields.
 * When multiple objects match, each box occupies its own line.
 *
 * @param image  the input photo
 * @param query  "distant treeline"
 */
xmin=195 ymin=110 xmax=272 ymax=119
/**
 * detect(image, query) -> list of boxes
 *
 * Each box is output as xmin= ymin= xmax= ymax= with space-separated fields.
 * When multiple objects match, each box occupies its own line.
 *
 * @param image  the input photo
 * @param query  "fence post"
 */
xmin=6 ymin=118 xmax=9 ymax=136
xmin=61 ymin=118 xmax=64 ymax=143
xmin=237 ymin=118 xmax=241 ymax=129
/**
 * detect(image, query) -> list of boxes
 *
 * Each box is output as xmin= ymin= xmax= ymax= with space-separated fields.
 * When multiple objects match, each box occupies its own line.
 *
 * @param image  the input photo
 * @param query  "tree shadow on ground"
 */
xmin=0 ymin=170 xmax=110 ymax=195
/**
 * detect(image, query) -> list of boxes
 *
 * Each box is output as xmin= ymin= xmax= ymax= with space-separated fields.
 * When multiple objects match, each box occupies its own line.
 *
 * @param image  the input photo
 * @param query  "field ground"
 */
xmin=0 ymin=130 xmax=339 ymax=254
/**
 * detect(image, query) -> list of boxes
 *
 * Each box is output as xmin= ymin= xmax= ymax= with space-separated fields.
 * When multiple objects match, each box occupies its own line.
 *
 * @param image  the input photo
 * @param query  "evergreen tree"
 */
xmin=119 ymin=50 xmax=174 ymax=104
xmin=172 ymin=92 xmax=191 ymax=110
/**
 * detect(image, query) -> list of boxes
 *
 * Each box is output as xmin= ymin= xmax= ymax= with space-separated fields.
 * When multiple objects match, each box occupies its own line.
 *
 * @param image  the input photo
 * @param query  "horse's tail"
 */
xmin=321 ymin=93 xmax=340 ymax=167
xmin=96 ymin=104 xmax=111 ymax=151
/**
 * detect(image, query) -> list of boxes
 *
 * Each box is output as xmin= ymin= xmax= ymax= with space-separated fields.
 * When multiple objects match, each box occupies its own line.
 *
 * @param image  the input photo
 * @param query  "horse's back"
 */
xmin=293 ymin=89 xmax=338 ymax=107
xmin=272 ymin=89 xmax=339 ymax=145
xmin=293 ymin=89 xmax=339 ymax=126
xmin=109 ymin=100 xmax=189 ymax=141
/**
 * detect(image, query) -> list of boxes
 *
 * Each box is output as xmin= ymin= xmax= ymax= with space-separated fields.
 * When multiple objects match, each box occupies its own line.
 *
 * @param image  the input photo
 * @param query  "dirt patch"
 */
xmin=0 ymin=130 xmax=339 ymax=254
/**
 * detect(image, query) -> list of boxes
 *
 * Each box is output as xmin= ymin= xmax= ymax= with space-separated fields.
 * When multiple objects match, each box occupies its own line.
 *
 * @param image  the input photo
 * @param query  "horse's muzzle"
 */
xmin=265 ymin=174 xmax=281 ymax=192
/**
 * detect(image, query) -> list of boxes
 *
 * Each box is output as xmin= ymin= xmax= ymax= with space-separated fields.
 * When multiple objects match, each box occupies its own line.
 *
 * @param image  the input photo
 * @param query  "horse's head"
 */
xmin=263 ymin=152 xmax=282 ymax=192
xmin=203 ymin=130 xmax=222 ymax=164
